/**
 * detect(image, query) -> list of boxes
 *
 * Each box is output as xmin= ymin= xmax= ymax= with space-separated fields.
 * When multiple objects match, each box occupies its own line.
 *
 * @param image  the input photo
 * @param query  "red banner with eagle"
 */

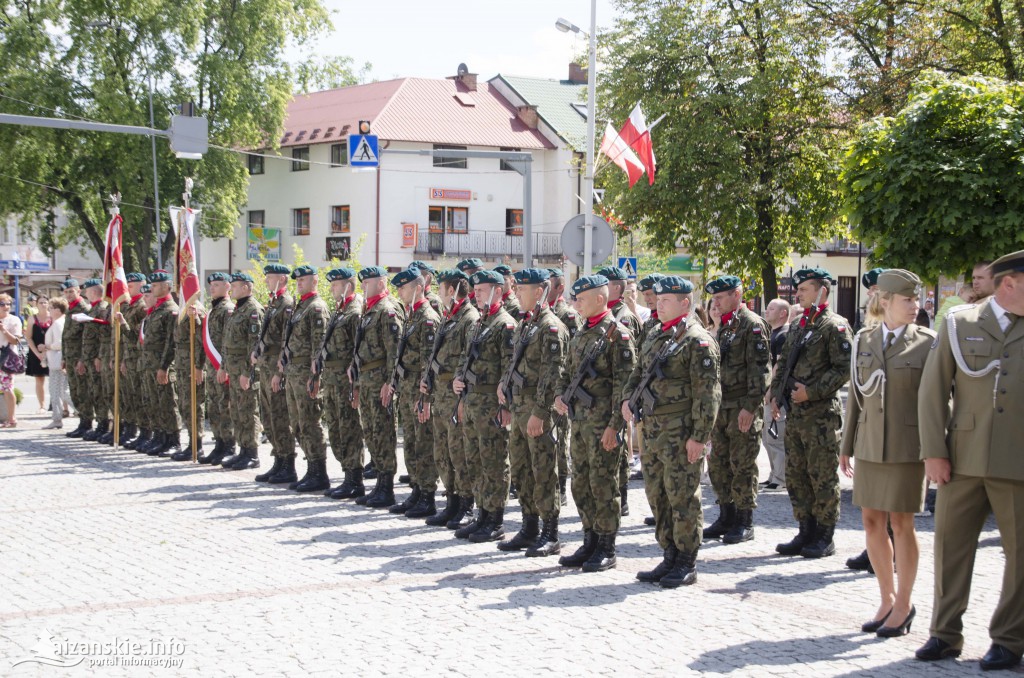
xmin=102 ymin=212 xmax=130 ymax=308
xmin=171 ymin=205 xmax=202 ymax=321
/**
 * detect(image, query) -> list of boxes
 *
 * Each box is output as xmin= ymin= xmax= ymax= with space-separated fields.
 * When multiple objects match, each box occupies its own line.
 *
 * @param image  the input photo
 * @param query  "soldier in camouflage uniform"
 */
xmin=494 ymin=264 xmax=523 ymax=320
xmin=78 ymin=279 xmax=110 ymax=443
xmin=353 ymin=266 xmax=404 ymax=508
xmin=169 ymin=296 xmax=205 ymax=461
xmin=61 ymin=279 xmax=93 ymax=438
xmin=248 ymin=263 xmax=294 ymax=469
xmin=138 ymin=271 xmax=180 ymax=457
xmin=553 ymin=274 xmax=636 ymax=572
xmin=497 ymin=268 xmax=569 ymax=557
xmin=452 ymin=270 xmax=515 ymax=542
xmin=95 ymin=283 xmax=119 ymax=446
xmin=638 ymin=274 xmax=666 ymax=340
xmin=702 ymin=276 xmax=771 ymax=544
xmin=274 ymin=265 xmax=331 ymax=491
xmin=196 ymin=273 xmax=234 ymax=464
xmin=313 ymin=268 xmax=365 ymax=498
xmin=115 ymin=273 xmax=147 ymax=447
xmin=220 ymin=273 xmax=264 ymax=471
xmin=770 ymin=267 xmax=851 ymax=558
xmin=384 ymin=267 xmax=441 ymax=517
xmin=420 ymin=269 xmax=480 ymax=529
xmin=624 ymin=276 xmax=721 ymax=588
xmin=123 ymin=284 xmax=156 ymax=450
xmin=411 ymin=260 xmax=444 ymax=316
xmin=547 ymin=268 xmax=578 ymax=505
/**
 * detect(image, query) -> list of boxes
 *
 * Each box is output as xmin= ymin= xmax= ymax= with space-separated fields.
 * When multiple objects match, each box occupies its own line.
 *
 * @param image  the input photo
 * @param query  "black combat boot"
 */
xmin=98 ymin=424 xmax=116 ymax=445
xmin=255 ymin=455 xmax=283 ymax=482
xmin=846 ymin=549 xmax=875 ymax=574
xmin=171 ymin=433 xmax=195 ymax=461
xmin=366 ymin=473 xmax=396 ymax=508
xmin=800 ymin=523 xmax=836 ymax=558
xmin=723 ymin=508 xmax=755 ymax=544
xmin=525 ymin=517 xmax=562 ymax=557
xmin=228 ymin=446 xmax=260 ymax=470
xmin=637 ymin=544 xmax=679 ymax=583
xmin=66 ymin=418 xmax=92 ymax=438
xmin=390 ymin=484 xmax=421 ymax=514
xmin=470 ymin=506 xmax=505 ymax=543
xmin=128 ymin=428 xmax=150 ymax=450
xmin=144 ymin=432 xmax=167 ymax=455
xmin=329 ymin=469 xmax=366 ymax=499
xmin=558 ymin=530 xmax=598 ymax=568
xmin=426 ymin=494 xmax=460 ymax=526
xmin=399 ymin=474 xmax=411 ymax=485
xmin=448 ymin=495 xmax=474 ymax=530
xmin=266 ymin=455 xmax=297 ymax=482
xmin=289 ymin=459 xmax=315 ymax=490
xmin=120 ymin=424 xmax=139 ymax=447
xmin=362 ymin=461 xmax=378 ymax=479
xmin=356 ymin=474 xmax=382 ymax=505
xmin=620 ymin=484 xmax=629 ymax=516
xmin=158 ymin=431 xmax=182 ymax=458
xmin=581 ymin=532 xmax=617 ymax=572
xmin=198 ymin=439 xmax=222 ymax=464
xmin=659 ymin=549 xmax=698 ymax=588
xmin=702 ymin=503 xmax=736 ymax=540
xmin=135 ymin=430 xmax=157 ymax=453
xmin=455 ymin=508 xmax=487 ymax=539
xmin=497 ymin=514 xmax=539 ymax=551
xmin=84 ymin=419 xmax=108 ymax=442
xmin=203 ymin=440 xmax=231 ymax=467
xmin=219 ymin=441 xmax=244 ymax=468
xmin=295 ymin=459 xmax=330 ymax=492
xmin=405 ymin=490 xmax=436 ymax=518
xmin=776 ymin=518 xmax=817 ymax=556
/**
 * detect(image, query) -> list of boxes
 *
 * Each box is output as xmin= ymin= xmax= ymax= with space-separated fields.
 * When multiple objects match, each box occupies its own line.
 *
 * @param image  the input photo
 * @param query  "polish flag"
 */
xmin=618 ymin=103 xmax=657 ymax=185
xmin=201 ymin=313 xmax=222 ymax=371
xmin=600 ymin=123 xmax=645 ymax=188
xmin=103 ymin=213 xmax=130 ymax=308
xmin=170 ymin=206 xmax=202 ymax=321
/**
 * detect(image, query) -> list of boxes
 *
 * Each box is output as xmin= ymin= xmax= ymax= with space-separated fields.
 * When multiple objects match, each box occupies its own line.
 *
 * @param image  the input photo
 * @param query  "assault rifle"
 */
xmin=309 ymin=305 xmax=344 ymax=397
xmin=419 ymin=316 xmax=450 ymax=412
xmin=350 ymin=313 xmax=371 ymax=402
xmin=560 ymin=321 xmax=619 ymax=420
xmin=498 ymin=283 xmax=548 ymax=409
xmin=386 ymin=322 xmax=415 ymax=415
xmin=249 ymin=298 xmax=275 ymax=383
xmin=624 ymin=318 xmax=689 ymax=425
xmin=768 ymin=285 xmax=825 ymax=439
xmin=451 ymin=289 xmax=497 ymax=425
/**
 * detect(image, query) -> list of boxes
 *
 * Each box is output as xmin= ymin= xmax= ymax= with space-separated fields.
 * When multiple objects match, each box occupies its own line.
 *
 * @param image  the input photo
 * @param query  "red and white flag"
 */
xmin=201 ymin=313 xmax=222 ymax=371
xmin=600 ymin=123 xmax=645 ymax=188
xmin=170 ymin=206 xmax=202 ymax=321
xmin=618 ymin=103 xmax=657 ymax=185
xmin=103 ymin=213 xmax=130 ymax=308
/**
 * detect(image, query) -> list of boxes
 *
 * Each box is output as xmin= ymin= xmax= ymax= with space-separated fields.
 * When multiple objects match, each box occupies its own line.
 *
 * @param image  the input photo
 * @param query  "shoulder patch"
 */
xmin=549 ymin=325 xmax=559 ymax=332
xmin=388 ymin=310 xmax=396 ymax=317
xmin=699 ymin=339 xmax=709 ymax=348
xmin=425 ymin=320 xmax=435 ymax=326
xmin=752 ymin=326 xmax=762 ymax=334
xmin=840 ymin=340 xmax=851 ymax=352
xmin=506 ymin=323 xmax=515 ymax=331
xmin=702 ymin=356 xmax=713 ymax=369
xmin=837 ymin=324 xmax=847 ymax=333
xmin=250 ymin=312 xmax=258 ymax=319
xmin=620 ymin=332 xmax=630 ymax=341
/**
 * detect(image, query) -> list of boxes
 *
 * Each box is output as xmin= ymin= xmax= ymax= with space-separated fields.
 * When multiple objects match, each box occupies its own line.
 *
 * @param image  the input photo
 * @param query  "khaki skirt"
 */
xmin=853 ymin=458 xmax=927 ymax=513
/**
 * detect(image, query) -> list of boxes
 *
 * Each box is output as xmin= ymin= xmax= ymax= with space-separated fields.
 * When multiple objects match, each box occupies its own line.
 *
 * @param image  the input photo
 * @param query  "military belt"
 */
xmin=358 ymin=359 xmax=386 ymax=372
xmin=512 ymin=386 xmax=537 ymax=396
xmin=471 ymin=382 xmax=499 ymax=391
xmin=324 ymin=359 xmax=347 ymax=369
xmin=651 ymin=401 xmax=689 ymax=416
xmin=436 ymin=371 xmax=454 ymax=382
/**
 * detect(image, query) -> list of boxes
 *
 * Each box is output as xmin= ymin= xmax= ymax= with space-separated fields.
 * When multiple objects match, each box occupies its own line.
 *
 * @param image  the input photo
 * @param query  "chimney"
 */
xmin=568 ymin=62 xmax=588 ymax=84
xmin=449 ymin=63 xmax=477 ymax=91
xmin=516 ymin=105 xmax=539 ymax=130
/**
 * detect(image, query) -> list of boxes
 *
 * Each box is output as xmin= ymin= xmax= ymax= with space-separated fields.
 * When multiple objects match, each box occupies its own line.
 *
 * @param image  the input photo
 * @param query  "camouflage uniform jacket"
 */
xmin=222 ymin=296 xmax=264 ymax=374
xmin=555 ymin=312 xmax=636 ymax=431
xmin=396 ymin=299 xmax=440 ymax=392
xmin=551 ymin=297 xmax=580 ymax=338
xmin=82 ymin=300 xmax=110 ymax=364
xmin=509 ymin=305 xmax=569 ymax=420
xmin=609 ymin=298 xmax=642 ymax=338
xmin=122 ymin=295 xmax=147 ymax=365
xmin=425 ymin=289 xmax=443 ymax=316
xmin=260 ymin=291 xmax=294 ymax=374
xmin=205 ymin=296 xmax=234 ymax=370
xmin=173 ymin=307 xmax=205 ymax=372
xmin=641 ymin=312 xmax=661 ymax=342
xmin=314 ymin=295 xmax=361 ymax=387
xmin=501 ymin=292 xmax=524 ymax=321
xmin=423 ymin=298 xmax=479 ymax=404
xmin=141 ymin=296 xmax=179 ymax=371
xmin=282 ymin=292 xmax=330 ymax=377
xmin=62 ymin=296 xmax=92 ymax=364
xmin=455 ymin=305 xmax=515 ymax=396
xmin=769 ymin=307 xmax=851 ymax=413
xmin=715 ymin=304 xmax=771 ymax=414
xmin=354 ymin=293 xmax=404 ymax=382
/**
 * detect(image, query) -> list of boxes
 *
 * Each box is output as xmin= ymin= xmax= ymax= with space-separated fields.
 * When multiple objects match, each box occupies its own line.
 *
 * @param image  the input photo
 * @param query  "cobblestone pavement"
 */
xmin=0 ymin=379 xmax=1015 ymax=677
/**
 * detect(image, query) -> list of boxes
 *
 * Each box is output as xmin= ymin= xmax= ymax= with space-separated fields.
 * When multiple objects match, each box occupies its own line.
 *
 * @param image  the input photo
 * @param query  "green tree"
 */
xmin=0 ymin=0 xmax=350 ymax=272
xmin=841 ymin=73 xmax=1024 ymax=281
xmin=600 ymin=0 xmax=845 ymax=302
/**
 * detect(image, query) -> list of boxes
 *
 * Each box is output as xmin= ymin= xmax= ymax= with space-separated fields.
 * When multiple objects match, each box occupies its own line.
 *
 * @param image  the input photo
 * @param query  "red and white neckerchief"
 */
xmin=447 ymin=298 xmax=466 ymax=319
xmin=412 ymin=298 xmax=427 ymax=314
xmin=587 ymin=310 xmax=611 ymax=329
xmin=300 ymin=291 xmax=318 ymax=303
xmin=366 ymin=291 xmax=388 ymax=311
xmin=800 ymin=303 xmax=828 ymax=328
xmin=661 ymin=313 xmax=687 ymax=333
xmin=147 ymin=296 xmax=171 ymax=316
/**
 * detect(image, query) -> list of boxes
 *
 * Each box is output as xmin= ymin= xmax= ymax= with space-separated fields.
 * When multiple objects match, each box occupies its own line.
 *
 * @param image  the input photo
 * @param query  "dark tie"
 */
xmin=1007 ymin=312 xmax=1019 ymax=331
xmin=884 ymin=332 xmax=896 ymax=353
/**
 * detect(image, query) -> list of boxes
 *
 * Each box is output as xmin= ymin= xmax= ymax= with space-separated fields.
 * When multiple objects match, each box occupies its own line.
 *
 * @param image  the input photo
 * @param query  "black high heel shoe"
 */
xmin=862 ymin=609 xmax=892 ymax=633
xmin=877 ymin=605 xmax=916 ymax=637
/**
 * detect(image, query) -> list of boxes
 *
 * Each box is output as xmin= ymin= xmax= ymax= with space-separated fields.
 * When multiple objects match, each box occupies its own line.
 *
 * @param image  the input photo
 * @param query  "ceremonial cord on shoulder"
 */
xmin=850 ymin=330 xmax=886 ymax=412
xmin=946 ymin=307 xmax=1001 ymax=408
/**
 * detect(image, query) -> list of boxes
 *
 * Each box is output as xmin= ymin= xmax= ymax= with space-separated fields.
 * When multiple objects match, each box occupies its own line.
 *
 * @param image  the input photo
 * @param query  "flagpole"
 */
xmin=183 ymin=178 xmax=199 ymax=463
xmin=109 ymin=193 xmax=122 ymax=451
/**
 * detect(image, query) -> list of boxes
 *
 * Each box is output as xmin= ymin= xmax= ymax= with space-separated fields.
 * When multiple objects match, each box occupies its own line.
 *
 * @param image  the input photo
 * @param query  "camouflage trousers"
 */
xmin=785 ymin=404 xmax=841 ymax=526
xmin=90 ymin=364 xmax=111 ymax=421
xmin=175 ymin=365 xmax=205 ymax=440
xmin=399 ymin=385 xmax=437 ymax=492
xmin=259 ymin=363 xmax=293 ymax=458
xmin=569 ymin=410 xmax=622 ymax=535
xmin=131 ymin=361 xmax=154 ymax=430
xmin=119 ymin=360 xmax=141 ymax=426
xmin=641 ymin=414 xmax=704 ymax=553
xmin=358 ymin=367 xmax=397 ymax=473
xmin=67 ymin=365 xmax=92 ymax=420
xmin=323 ymin=374 xmax=363 ymax=471
xmin=226 ymin=365 xmax=260 ymax=449
xmin=509 ymin=404 xmax=559 ymax=520
xmin=205 ymin=367 xmax=233 ymax=441
xmin=285 ymin=373 xmax=327 ymax=461
xmin=709 ymin=404 xmax=763 ymax=510
xmin=145 ymin=367 xmax=179 ymax=432
xmin=431 ymin=386 xmax=463 ymax=497
xmin=556 ymin=418 xmax=571 ymax=480
xmin=463 ymin=392 xmax=509 ymax=513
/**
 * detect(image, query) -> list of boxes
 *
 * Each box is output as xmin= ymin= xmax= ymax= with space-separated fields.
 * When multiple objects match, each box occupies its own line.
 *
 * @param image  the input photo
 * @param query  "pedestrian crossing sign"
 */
xmin=618 ymin=257 xmax=638 ymax=279
xmin=349 ymin=134 xmax=379 ymax=168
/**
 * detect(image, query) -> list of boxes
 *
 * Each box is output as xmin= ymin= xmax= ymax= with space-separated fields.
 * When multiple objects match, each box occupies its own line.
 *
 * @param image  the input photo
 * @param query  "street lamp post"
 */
xmin=557 ymin=0 xmax=597 ymax=274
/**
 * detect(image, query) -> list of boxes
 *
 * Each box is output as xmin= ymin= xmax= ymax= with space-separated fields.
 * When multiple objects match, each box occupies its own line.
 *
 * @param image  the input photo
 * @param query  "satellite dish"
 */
xmin=457 ymin=63 xmax=469 ymax=76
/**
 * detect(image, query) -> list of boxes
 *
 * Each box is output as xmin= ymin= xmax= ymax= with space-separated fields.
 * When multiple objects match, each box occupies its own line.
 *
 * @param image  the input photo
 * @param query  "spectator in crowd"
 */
xmin=41 ymin=297 xmax=71 ymax=429
xmin=0 ymin=293 xmax=24 ymax=427
xmin=25 ymin=296 xmax=51 ymax=413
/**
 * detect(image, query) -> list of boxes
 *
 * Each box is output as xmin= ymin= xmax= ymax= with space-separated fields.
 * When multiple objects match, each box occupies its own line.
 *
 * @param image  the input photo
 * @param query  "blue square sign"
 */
xmin=349 ymin=134 xmax=379 ymax=168
xmin=618 ymin=257 xmax=638 ymax=279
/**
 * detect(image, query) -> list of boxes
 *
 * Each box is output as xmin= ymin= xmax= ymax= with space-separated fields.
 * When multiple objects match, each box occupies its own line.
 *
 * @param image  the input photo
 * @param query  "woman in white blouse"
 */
xmin=0 ymin=293 xmax=25 ymax=427
xmin=42 ymin=297 xmax=72 ymax=428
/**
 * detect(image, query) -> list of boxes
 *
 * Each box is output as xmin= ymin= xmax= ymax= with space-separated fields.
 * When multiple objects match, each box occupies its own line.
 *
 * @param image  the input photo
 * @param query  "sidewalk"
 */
xmin=0 ymin=374 xmax=1009 ymax=676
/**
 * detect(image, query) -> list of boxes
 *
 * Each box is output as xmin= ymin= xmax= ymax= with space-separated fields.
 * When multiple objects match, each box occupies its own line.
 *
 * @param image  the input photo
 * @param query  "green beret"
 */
xmin=391 ymin=267 xmax=421 ymax=288
xmin=126 ymin=272 xmax=146 ymax=283
xmin=147 ymin=270 xmax=171 ymax=284
xmin=437 ymin=269 xmax=468 ymax=284
xmin=409 ymin=260 xmax=435 ymax=273
xmin=456 ymin=258 xmax=484 ymax=272
xmin=470 ymin=270 xmax=503 ymax=286
xmin=81 ymin=277 xmax=102 ymax=290
xmin=206 ymin=272 xmax=230 ymax=284
xmin=991 ymin=249 xmax=1024 ymax=278
xmin=597 ymin=266 xmax=628 ymax=281
xmin=494 ymin=264 xmax=513 ymax=276
xmin=571 ymin=274 xmax=609 ymax=296
xmin=61 ymin=278 xmax=80 ymax=290
xmin=862 ymin=267 xmax=886 ymax=290
xmin=638 ymin=273 xmax=666 ymax=292
xmin=230 ymin=272 xmax=254 ymax=283
xmin=264 ymin=263 xmax=291 ymax=275
xmin=326 ymin=267 xmax=355 ymax=282
xmin=654 ymin=276 xmax=695 ymax=294
xmin=141 ymin=283 xmax=152 ymax=293
xmin=704 ymin=275 xmax=742 ymax=295
xmin=358 ymin=265 xmax=388 ymax=282
xmin=877 ymin=269 xmax=922 ymax=298
xmin=291 ymin=264 xmax=317 ymax=279
xmin=793 ymin=267 xmax=833 ymax=287
xmin=513 ymin=268 xmax=550 ymax=285
xmin=547 ymin=268 xmax=565 ymax=279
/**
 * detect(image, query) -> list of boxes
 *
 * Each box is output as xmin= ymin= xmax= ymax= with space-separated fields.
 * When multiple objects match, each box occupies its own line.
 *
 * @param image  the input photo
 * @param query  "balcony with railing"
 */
xmin=412 ymin=229 xmax=563 ymax=262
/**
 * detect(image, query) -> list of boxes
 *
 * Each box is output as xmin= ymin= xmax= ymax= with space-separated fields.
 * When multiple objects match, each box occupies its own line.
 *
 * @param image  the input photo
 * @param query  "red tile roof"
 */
xmin=277 ymin=78 xmax=553 ymax=150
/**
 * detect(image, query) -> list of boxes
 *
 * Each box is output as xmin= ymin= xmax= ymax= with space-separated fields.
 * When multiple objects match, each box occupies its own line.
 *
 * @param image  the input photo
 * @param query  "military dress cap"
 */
xmin=437 ymin=269 xmax=468 ymax=284
xmin=793 ymin=267 xmax=833 ymax=286
xmin=409 ymin=260 xmax=435 ymax=273
xmin=862 ymin=267 xmax=886 ymax=289
xmin=597 ymin=266 xmax=628 ymax=281
xmin=571 ymin=274 xmax=610 ymax=296
xmin=638 ymin=273 xmax=666 ymax=292
xmin=469 ymin=270 xmax=504 ymax=287
xmin=547 ymin=268 xmax=565 ymax=279
xmin=126 ymin=272 xmax=146 ymax=283
xmin=141 ymin=283 xmax=152 ymax=293
xmin=456 ymin=258 xmax=484 ymax=272
xmin=390 ymin=267 xmax=421 ymax=288
xmin=877 ymin=269 xmax=922 ymax=298
xmin=991 ymin=249 xmax=1024 ymax=278
xmin=326 ymin=267 xmax=355 ymax=282
xmin=230 ymin=272 xmax=254 ymax=283
xmin=704 ymin=275 xmax=742 ymax=295
xmin=147 ymin=270 xmax=172 ymax=284
xmin=264 ymin=263 xmax=291 ymax=275
xmin=291 ymin=264 xmax=317 ymax=279
xmin=81 ymin=277 xmax=102 ymax=289
xmin=206 ymin=272 xmax=230 ymax=284
xmin=513 ymin=268 xmax=550 ymax=285
xmin=493 ymin=264 xmax=514 ymax=276
xmin=358 ymin=265 xmax=388 ymax=282
xmin=61 ymin=278 xmax=80 ymax=290
xmin=654 ymin=275 xmax=695 ymax=294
